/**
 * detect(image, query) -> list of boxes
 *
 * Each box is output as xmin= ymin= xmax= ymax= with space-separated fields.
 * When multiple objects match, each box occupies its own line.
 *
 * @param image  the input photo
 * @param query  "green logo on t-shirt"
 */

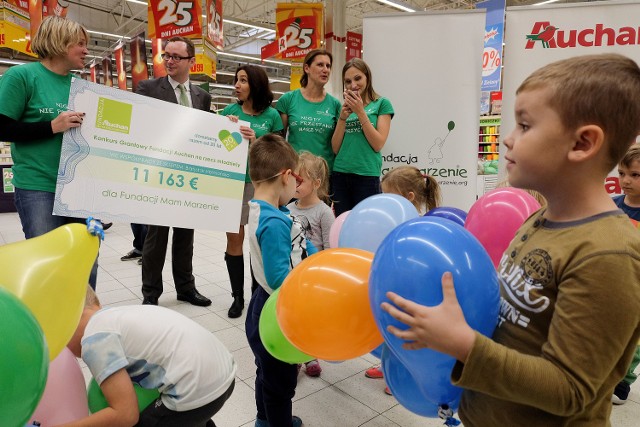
xmin=96 ymin=97 xmax=132 ymax=134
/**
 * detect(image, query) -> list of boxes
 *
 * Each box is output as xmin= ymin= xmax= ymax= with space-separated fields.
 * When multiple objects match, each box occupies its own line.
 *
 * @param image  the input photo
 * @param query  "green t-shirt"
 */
xmin=0 ymin=62 xmax=72 ymax=192
xmin=220 ymin=103 xmax=284 ymax=183
xmin=333 ymin=97 xmax=394 ymax=177
xmin=276 ymin=89 xmax=341 ymax=171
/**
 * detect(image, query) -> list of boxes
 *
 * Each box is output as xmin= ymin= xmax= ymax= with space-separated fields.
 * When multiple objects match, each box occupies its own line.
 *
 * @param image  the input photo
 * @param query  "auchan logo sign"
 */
xmin=525 ymin=21 xmax=640 ymax=49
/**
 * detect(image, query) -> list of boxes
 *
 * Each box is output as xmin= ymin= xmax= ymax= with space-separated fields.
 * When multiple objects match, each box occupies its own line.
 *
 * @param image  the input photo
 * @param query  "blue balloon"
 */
xmin=369 ymin=216 xmax=499 ymax=406
xmin=370 ymin=343 xmax=384 ymax=359
xmin=424 ymin=206 xmax=467 ymax=227
xmin=339 ymin=194 xmax=419 ymax=252
xmin=381 ymin=346 xmax=460 ymax=418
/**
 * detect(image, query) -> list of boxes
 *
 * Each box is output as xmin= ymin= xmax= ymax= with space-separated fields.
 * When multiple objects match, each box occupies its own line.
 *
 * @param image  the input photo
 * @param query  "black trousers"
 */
xmin=132 ymin=223 xmax=148 ymax=252
xmin=136 ymin=380 xmax=234 ymax=426
xmin=331 ymin=171 xmax=381 ymax=217
xmin=246 ymin=287 xmax=298 ymax=426
xmin=141 ymin=225 xmax=196 ymax=298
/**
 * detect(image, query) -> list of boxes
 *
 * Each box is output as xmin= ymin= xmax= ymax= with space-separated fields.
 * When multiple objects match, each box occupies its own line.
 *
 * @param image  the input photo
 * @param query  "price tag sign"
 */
xmin=205 ymin=0 xmax=223 ymax=50
xmin=477 ymin=0 xmax=505 ymax=92
xmin=3 ymin=168 xmax=14 ymax=193
xmin=55 ymin=79 xmax=249 ymax=232
xmin=148 ymin=0 xmax=202 ymax=39
xmin=275 ymin=3 xmax=323 ymax=60
xmin=482 ymin=46 xmax=501 ymax=77
xmin=346 ymin=31 xmax=362 ymax=61
xmin=0 ymin=1 xmax=36 ymax=57
xmin=190 ymin=39 xmax=216 ymax=79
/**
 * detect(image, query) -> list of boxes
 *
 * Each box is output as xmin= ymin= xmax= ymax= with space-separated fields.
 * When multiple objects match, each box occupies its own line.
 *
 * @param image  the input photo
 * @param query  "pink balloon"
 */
xmin=465 ymin=188 xmax=541 ymax=267
xmin=329 ymin=210 xmax=350 ymax=248
xmin=30 ymin=347 xmax=89 ymax=425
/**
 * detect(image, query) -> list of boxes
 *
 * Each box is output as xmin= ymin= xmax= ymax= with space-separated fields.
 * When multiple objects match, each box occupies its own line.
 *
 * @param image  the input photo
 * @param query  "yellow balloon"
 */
xmin=0 ymin=223 xmax=99 ymax=360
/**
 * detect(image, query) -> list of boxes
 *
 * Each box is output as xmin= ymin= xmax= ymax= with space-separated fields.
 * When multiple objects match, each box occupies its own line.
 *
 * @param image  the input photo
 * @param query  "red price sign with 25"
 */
xmin=277 ymin=16 xmax=319 ymax=59
xmin=150 ymin=0 xmax=202 ymax=39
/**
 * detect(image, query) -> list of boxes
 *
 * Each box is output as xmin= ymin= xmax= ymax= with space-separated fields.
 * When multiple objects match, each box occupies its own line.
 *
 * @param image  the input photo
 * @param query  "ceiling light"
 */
xmin=87 ymin=29 xmax=130 ymax=40
xmin=126 ymin=0 xmax=147 ymax=5
xmin=217 ymin=51 xmax=290 ymax=67
xmin=211 ymin=83 xmax=235 ymax=90
xmin=224 ymin=18 xmax=276 ymax=34
xmin=0 ymin=59 xmax=27 ymax=66
xmin=376 ymin=0 xmax=418 ymax=13
xmin=533 ymin=0 xmax=561 ymax=5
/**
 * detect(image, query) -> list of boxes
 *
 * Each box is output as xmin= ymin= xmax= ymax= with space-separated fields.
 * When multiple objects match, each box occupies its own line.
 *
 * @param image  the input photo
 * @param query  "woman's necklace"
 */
xmin=242 ymin=103 xmax=257 ymax=116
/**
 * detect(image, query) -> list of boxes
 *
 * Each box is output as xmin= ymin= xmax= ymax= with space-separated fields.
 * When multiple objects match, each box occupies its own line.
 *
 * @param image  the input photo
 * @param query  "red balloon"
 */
xmin=464 ymin=188 xmax=541 ymax=267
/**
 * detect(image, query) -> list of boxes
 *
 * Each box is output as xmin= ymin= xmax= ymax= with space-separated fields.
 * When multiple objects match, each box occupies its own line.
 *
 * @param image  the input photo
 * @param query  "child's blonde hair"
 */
xmin=517 ymin=54 xmax=640 ymax=172
xmin=620 ymin=143 xmax=640 ymax=168
xmin=85 ymin=285 xmax=101 ymax=308
xmin=496 ymin=179 xmax=547 ymax=207
xmin=298 ymin=151 xmax=330 ymax=204
xmin=381 ymin=166 xmax=441 ymax=212
xmin=249 ymin=134 xmax=299 ymax=182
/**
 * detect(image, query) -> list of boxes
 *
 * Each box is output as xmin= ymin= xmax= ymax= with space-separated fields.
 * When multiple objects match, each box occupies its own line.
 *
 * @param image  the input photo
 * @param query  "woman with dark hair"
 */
xmin=331 ymin=58 xmax=394 ymax=217
xmin=220 ymin=65 xmax=283 ymax=318
xmin=276 ymin=49 xmax=341 ymax=172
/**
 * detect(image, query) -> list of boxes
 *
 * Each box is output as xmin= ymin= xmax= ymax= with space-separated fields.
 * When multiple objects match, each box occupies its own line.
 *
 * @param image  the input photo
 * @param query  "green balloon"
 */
xmin=0 ymin=287 xmax=48 ymax=427
xmin=87 ymin=378 xmax=160 ymax=414
xmin=447 ymin=121 xmax=455 ymax=131
xmin=259 ymin=289 xmax=314 ymax=364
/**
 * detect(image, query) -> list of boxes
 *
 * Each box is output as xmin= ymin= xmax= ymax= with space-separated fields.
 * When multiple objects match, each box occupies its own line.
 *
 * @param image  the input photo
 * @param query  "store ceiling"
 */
xmin=53 ymin=0 xmax=582 ymax=71
xmin=0 ymin=0 xmax=593 ymax=109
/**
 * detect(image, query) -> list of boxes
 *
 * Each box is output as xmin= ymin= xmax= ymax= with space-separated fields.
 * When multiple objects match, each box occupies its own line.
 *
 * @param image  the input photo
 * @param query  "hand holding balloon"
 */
xmin=381 ymin=272 xmax=476 ymax=362
xmin=370 ymin=216 xmax=498 ymax=415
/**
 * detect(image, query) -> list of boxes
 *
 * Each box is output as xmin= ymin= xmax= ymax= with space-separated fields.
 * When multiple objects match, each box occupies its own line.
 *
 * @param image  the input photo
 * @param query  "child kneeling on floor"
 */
xmin=60 ymin=287 xmax=236 ymax=427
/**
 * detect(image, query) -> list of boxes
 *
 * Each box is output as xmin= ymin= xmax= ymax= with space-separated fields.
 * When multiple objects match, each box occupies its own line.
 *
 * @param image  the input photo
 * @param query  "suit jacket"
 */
xmin=136 ymin=76 xmax=211 ymax=293
xmin=136 ymin=76 xmax=212 ymax=112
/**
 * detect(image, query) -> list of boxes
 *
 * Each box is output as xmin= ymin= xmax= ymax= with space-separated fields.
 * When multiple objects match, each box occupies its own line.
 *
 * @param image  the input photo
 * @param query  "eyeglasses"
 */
xmin=162 ymin=53 xmax=193 ymax=62
xmin=253 ymin=170 xmax=303 ymax=186
xmin=290 ymin=171 xmax=304 ymax=186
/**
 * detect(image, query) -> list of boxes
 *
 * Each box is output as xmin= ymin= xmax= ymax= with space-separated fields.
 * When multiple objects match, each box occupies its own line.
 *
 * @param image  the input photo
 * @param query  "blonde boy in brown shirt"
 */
xmin=382 ymin=54 xmax=640 ymax=426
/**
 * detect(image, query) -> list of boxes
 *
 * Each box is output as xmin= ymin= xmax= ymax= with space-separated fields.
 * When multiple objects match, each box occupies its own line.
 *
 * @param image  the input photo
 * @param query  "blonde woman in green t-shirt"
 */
xmin=331 ymin=58 xmax=394 ymax=217
xmin=0 ymin=16 xmax=99 ymax=288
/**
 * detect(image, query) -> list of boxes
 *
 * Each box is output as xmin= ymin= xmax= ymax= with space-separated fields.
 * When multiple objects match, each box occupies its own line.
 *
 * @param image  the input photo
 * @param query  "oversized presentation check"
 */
xmin=54 ymin=78 xmax=249 ymax=232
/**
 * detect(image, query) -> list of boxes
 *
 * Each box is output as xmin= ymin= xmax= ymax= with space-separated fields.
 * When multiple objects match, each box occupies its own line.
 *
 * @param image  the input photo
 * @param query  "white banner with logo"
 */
xmin=364 ymin=11 xmax=486 ymax=210
xmin=54 ymin=78 xmax=249 ymax=232
xmin=501 ymin=0 xmax=640 ymax=194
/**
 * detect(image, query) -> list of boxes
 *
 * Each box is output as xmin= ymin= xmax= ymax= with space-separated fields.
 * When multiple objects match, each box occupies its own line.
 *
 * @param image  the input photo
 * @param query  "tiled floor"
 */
xmin=1 ymin=211 xmax=638 ymax=427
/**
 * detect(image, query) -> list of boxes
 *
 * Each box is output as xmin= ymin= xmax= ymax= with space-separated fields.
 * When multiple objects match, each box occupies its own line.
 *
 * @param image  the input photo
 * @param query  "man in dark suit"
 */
xmin=137 ymin=36 xmax=212 ymax=307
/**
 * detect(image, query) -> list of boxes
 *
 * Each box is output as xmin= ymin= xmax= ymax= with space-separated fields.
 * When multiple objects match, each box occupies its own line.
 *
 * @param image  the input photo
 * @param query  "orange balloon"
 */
xmin=276 ymin=248 xmax=383 ymax=361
